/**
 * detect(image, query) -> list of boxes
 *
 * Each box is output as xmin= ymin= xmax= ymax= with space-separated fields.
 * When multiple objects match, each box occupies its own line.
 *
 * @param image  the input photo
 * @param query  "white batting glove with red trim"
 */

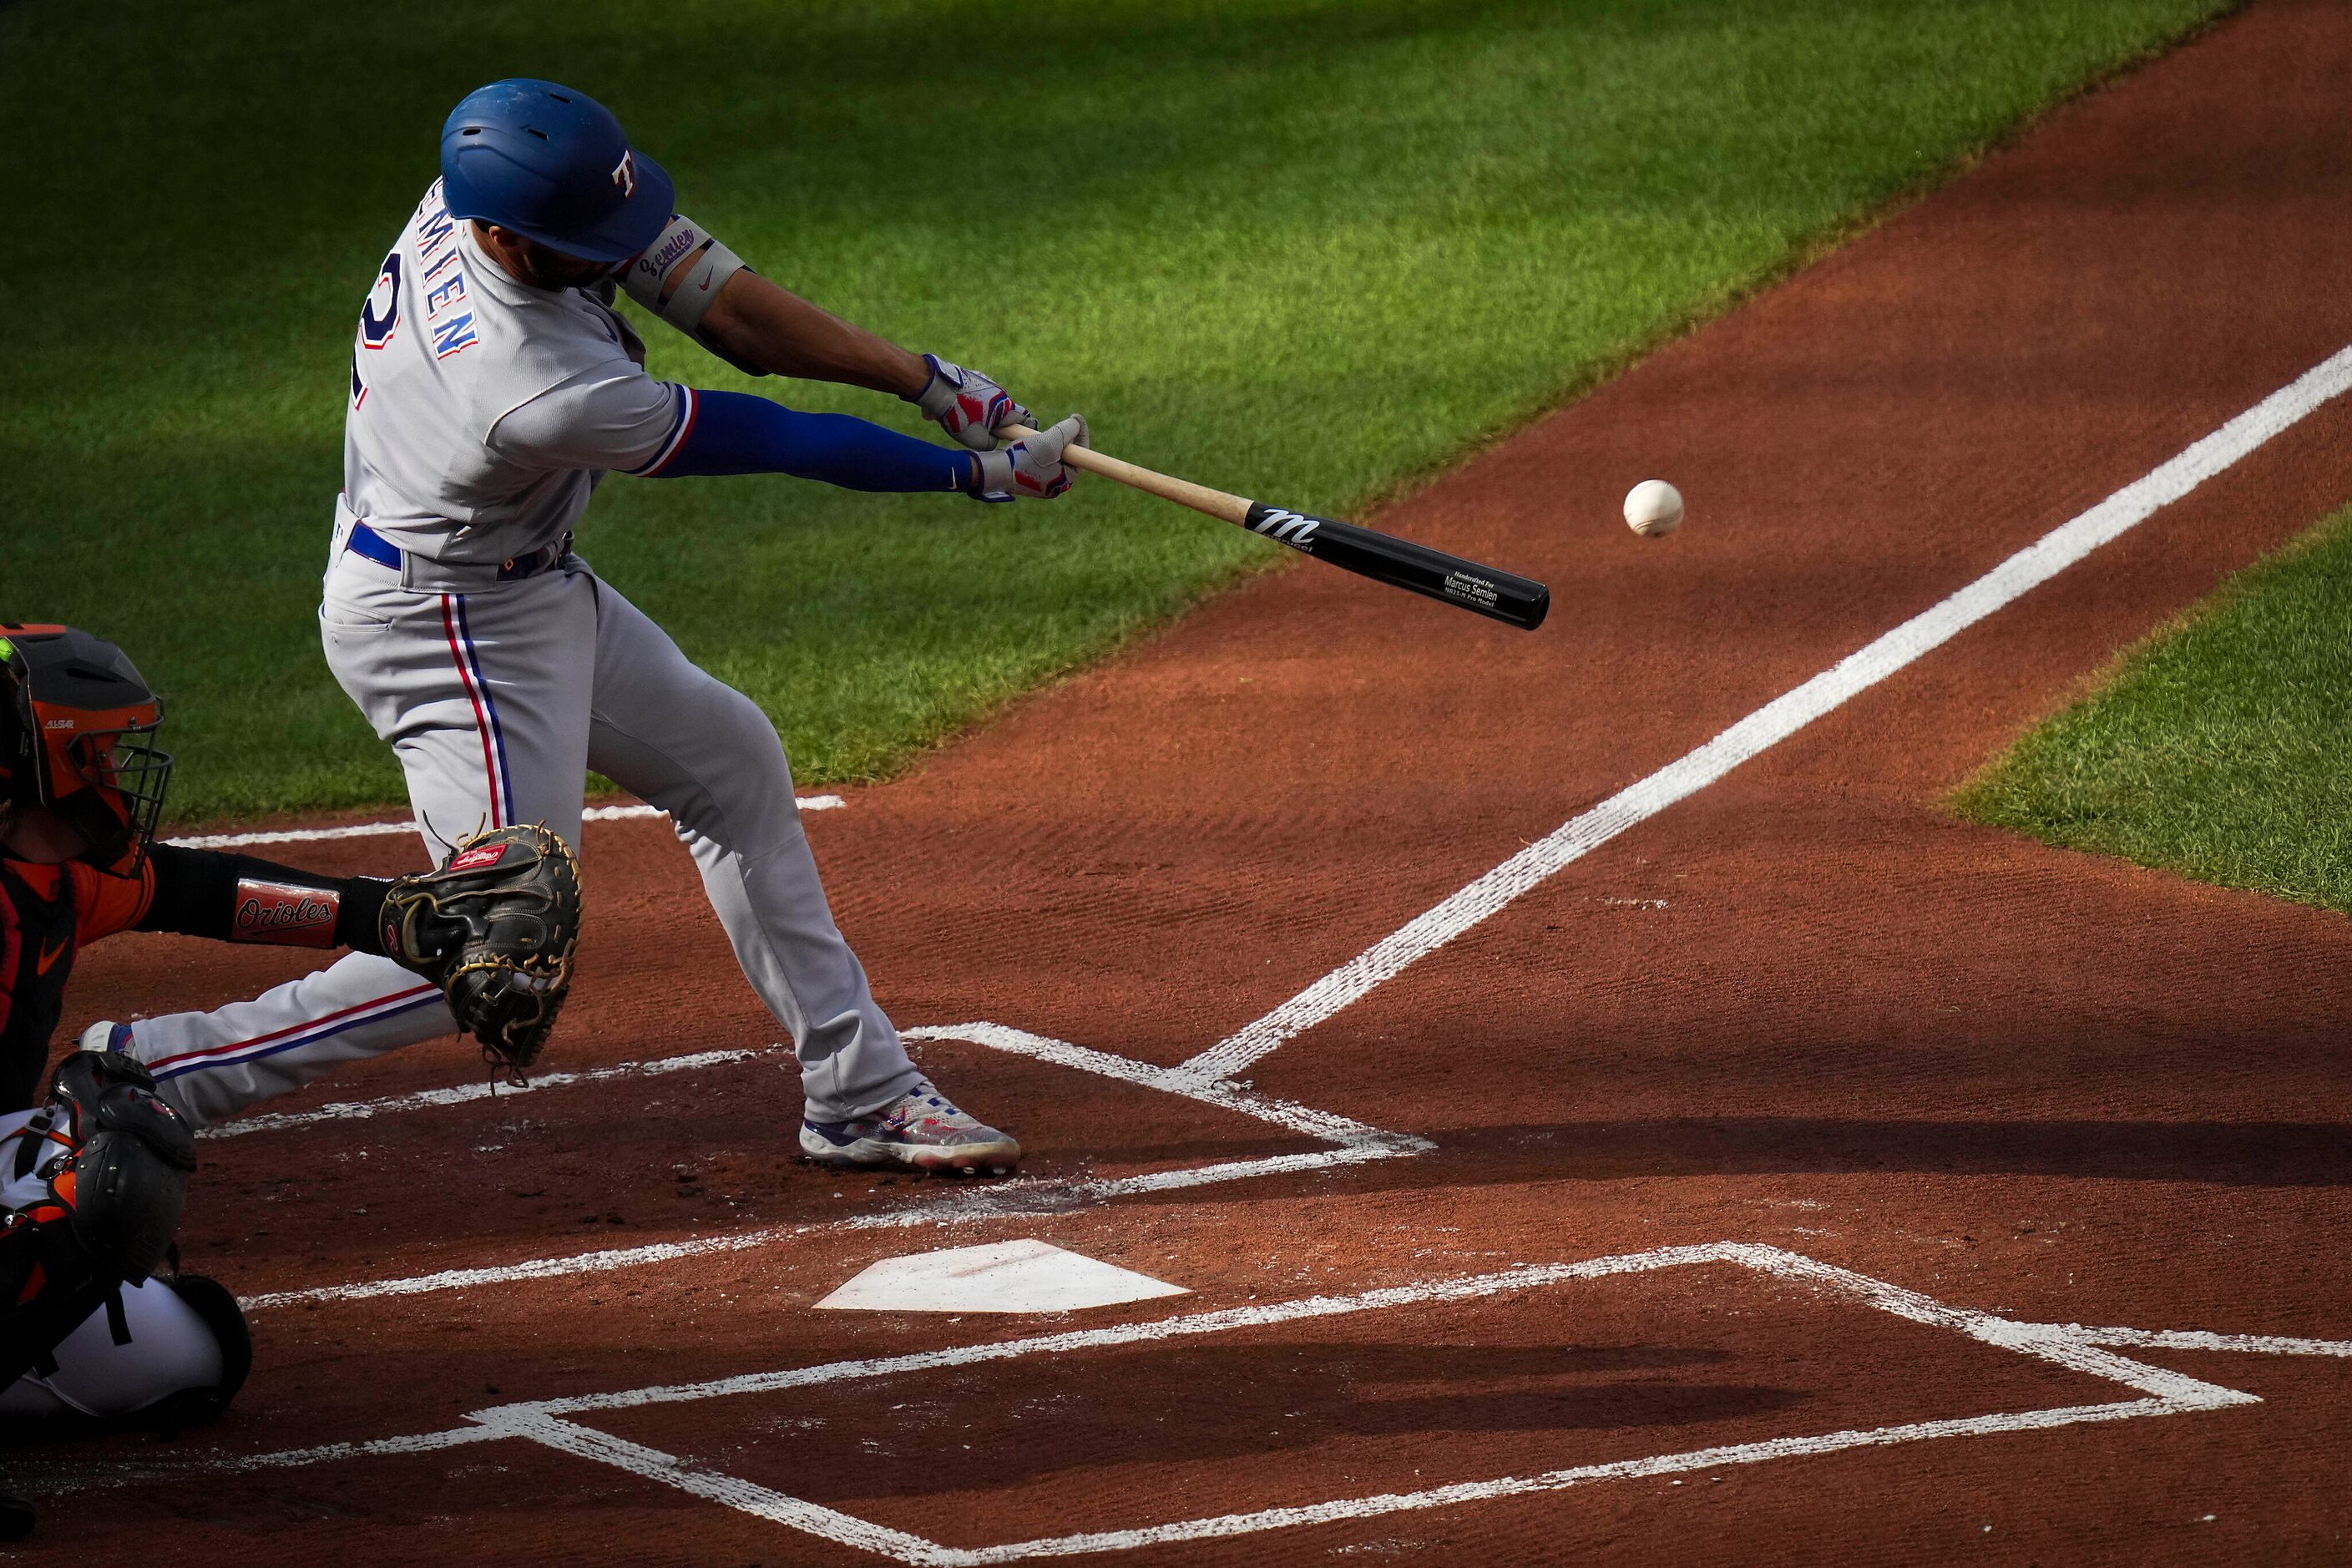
xmin=969 ymin=412 xmax=1086 ymax=502
xmin=910 ymin=354 xmax=1034 ymax=452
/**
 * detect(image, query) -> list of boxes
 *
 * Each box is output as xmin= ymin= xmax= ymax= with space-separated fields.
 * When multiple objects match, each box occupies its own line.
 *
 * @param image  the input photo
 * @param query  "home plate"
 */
xmin=816 ymin=1239 xmax=1189 ymax=1313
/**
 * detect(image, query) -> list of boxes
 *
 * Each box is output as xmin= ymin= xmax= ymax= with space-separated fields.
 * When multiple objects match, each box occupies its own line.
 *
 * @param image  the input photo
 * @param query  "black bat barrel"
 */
xmin=1242 ymin=502 xmax=1550 ymax=631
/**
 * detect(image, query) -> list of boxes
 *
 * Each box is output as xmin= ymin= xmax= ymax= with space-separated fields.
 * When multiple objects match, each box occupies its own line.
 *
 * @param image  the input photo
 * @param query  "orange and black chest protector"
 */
xmin=0 ymin=862 xmax=82 ymax=1114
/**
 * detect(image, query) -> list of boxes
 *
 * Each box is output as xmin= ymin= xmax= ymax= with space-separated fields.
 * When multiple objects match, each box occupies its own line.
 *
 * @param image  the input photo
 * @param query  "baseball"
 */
xmin=1623 ymin=479 xmax=1684 ymax=539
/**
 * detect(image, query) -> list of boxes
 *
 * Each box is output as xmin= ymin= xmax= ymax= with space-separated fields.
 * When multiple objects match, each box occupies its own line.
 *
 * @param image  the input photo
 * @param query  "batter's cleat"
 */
xmin=799 ymin=1080 xmax=1022 ymax=1175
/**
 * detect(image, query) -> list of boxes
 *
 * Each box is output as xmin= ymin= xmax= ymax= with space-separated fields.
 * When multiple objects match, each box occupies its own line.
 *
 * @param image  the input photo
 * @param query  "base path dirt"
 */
xmin=26 ymin=3 xmax=2352 ymax=1560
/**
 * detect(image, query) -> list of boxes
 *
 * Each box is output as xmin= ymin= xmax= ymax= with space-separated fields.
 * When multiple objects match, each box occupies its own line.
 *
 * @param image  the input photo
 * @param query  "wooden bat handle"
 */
xmin=999 ymin=422 xmax=1250 ymax=526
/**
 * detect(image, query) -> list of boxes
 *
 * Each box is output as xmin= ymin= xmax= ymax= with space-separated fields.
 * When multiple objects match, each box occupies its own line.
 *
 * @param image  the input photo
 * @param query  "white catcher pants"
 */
xmin=118 ymin=543 xmax=921 ymax=1127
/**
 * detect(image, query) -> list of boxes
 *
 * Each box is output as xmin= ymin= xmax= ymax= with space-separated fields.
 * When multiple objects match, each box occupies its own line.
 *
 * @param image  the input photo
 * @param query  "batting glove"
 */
xmin=969 ymin=413 xmax=1087 ymax=502
xmin=910 ymin=354 xmax=1034 ymax=452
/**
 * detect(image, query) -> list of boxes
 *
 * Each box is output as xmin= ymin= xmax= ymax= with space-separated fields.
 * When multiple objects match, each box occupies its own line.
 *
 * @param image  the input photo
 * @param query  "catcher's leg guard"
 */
xmin=0 ymin=1053 xmax=195 ymax=1389
xmin=1 ymin=1272 xmax=250 ymax=1429
xmin=50 ymin=1051 xmax=196 ymax=1281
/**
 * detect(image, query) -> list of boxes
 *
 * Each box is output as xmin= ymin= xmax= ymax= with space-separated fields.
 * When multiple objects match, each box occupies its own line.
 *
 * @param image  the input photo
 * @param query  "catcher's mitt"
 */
xmin=384 ymin=823 xmax=582 ymax=1083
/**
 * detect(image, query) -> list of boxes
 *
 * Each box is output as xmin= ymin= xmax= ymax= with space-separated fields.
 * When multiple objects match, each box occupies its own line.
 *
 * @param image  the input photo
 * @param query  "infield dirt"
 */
xmin=26 ymin=2 xmax=2352 ymax=1560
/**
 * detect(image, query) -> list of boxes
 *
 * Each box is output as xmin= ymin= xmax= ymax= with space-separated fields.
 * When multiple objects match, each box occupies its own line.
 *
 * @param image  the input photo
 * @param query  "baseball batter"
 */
xmin=102 ymin=79 xmax=1083 ymax=1171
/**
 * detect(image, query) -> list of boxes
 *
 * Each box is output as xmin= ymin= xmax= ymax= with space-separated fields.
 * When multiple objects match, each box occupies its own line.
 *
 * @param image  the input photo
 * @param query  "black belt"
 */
xmin=346 ymin=520 xmax=571 ymax=583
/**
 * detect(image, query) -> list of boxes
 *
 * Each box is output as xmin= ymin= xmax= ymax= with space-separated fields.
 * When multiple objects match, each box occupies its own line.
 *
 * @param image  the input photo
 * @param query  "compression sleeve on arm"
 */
xmin=137 ymin=844 xmax=393 ymax=956
xmin=639 ymin=389 xmax=976 ymax=492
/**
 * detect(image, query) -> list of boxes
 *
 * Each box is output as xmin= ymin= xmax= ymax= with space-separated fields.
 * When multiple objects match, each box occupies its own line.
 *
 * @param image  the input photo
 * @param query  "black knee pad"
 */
xmin=67 ymin=1128 xmax=190 ymax=1283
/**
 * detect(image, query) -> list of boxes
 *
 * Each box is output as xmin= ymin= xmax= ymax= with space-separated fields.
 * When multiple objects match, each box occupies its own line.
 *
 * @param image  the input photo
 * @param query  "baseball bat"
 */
xmin=1000 ymin=424 xmax=1550 ymax=631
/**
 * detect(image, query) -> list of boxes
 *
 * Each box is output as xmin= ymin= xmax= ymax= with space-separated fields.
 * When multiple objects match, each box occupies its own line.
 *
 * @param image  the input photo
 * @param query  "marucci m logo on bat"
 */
xmin=1248 ymin=508 xmax=1322 ymax=546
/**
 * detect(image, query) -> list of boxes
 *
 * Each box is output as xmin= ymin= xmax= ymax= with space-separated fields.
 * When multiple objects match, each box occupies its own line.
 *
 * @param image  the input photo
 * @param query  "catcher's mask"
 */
xmin=0 ymin=625 xmax=175 ymax=871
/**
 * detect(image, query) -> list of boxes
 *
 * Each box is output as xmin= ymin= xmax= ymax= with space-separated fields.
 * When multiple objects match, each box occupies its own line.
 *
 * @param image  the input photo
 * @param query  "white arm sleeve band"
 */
xmin=488 ymin=371 xmax=688 ymax=473
xmin=621 ymin=215 xmax=748 ymax=336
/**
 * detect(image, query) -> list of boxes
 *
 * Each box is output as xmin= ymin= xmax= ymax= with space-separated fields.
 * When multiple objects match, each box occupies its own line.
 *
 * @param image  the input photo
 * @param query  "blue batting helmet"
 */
xmin=439 ymin=79 xmax=675 ymax=265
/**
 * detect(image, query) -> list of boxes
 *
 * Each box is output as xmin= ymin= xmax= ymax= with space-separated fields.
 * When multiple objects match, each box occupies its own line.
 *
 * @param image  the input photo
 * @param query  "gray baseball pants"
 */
xmin=119 ymin=538 xmax=919 ymax=1129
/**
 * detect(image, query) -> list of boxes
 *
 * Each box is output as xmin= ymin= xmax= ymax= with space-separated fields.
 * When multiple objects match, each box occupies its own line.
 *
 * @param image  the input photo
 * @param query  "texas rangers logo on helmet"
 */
xmin=610 ymin=149 xmax=637 ymax=198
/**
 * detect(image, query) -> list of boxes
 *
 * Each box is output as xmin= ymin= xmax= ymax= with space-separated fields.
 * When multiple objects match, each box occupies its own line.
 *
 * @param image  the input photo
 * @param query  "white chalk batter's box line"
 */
xmin=43 ymin=1244 xmax=2352 ymax=1560
xmin=165 ymin=796 xmax=846 ymax=851
xmin=230 ymin=1022 xmax=1433 ymax=1313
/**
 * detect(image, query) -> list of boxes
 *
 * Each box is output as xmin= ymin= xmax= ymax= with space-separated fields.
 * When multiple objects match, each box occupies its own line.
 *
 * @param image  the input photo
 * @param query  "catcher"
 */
xmin=0 ymin=624 xmax=581 ymax=1540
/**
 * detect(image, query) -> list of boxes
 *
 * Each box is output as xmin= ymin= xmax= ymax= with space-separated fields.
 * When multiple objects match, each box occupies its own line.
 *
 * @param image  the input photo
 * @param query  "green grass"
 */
xmin=0 ymin=0 xmax=2229 ymax=823
xmin=1957 ymin=504 xmax=2352 ymax=913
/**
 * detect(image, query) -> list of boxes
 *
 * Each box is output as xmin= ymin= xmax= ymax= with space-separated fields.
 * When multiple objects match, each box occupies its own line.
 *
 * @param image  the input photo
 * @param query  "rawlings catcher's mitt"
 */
xmin=384 ymin=823 xmax=583 ymax=1082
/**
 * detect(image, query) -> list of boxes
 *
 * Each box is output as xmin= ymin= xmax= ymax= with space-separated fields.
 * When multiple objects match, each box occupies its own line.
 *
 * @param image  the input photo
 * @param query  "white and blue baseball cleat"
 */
xmin=77 ymin=1019 xmax=135 ymax=1054
xmin=799 ymin=1079 xmax=1021 ymax=1175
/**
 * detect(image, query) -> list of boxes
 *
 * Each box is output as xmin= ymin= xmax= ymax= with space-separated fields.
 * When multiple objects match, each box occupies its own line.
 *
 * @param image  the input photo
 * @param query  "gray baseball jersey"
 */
xmin=343 ymin=179 xmax=716 ymax=564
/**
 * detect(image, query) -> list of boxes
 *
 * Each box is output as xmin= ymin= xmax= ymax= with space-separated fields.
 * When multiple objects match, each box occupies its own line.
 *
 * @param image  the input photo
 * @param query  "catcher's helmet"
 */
xmin=0 ymin=625 xmax=173 ymax=869
xmin=438 ymin=78 xmax=674 ymax=265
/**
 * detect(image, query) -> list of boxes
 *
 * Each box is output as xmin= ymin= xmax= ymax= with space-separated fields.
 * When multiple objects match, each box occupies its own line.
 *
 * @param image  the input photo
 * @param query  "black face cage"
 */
xmin=66 ymin=730 xmax=175 ymax=867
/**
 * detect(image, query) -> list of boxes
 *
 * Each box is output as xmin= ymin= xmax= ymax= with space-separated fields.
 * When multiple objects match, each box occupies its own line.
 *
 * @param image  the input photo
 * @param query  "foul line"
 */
xmin=168 ymin=796 xmax=845 ymax=852
xmin=235 ymin=1024 xmax=1428 ymax=1313
xmin=1183 ymin=343 xmax=2352 ymax=1081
